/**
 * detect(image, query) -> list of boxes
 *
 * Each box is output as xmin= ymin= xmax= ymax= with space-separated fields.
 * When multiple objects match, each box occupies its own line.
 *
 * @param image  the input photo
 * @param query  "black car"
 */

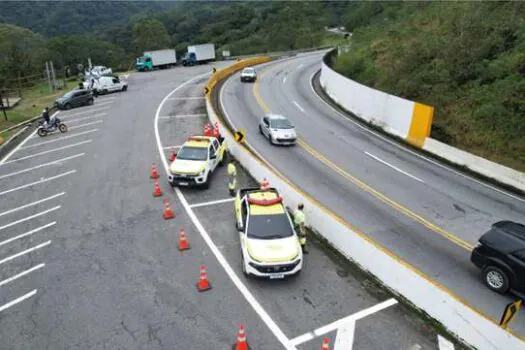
xmin=55 ymin=89 xmax=94 ymax=110
xmin=471 ymin=221 xmax=525 ymax=295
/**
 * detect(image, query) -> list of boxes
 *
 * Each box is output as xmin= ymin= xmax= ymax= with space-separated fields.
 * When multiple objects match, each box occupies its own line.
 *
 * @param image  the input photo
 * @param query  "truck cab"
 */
xmin=181 ymin=52 xmax=197 ymax=66
xmin=136 ymin=55 xmax=153 ymax=71
xmin=168 ymin=135 xmax=227 ymax=188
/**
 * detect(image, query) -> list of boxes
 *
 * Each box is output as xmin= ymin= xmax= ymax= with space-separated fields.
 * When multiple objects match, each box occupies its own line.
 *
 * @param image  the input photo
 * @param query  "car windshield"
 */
xmin=244 ymin=68 xmax=255 ymax=74
xmin=176 ymin=146 xmax=208 ymax=161
xmin=137 ymin=57 xmax=145 ymax=63
xmin=247 ymin=214 xmax=294 ymax=239
xmin=270 ymin=118 xmax=294 ymax=129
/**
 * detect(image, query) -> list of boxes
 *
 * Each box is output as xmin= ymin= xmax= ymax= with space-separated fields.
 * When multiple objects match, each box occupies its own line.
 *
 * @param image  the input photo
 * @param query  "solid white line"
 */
xmin=0 ymin=241 xmax=51 ymax=266
xmin=0 ymin=193 xmax=65 ymax=218
xmin=0 ymin=289 xmax=37 ymax=313
xmin=293 ymin=100 xmax=305 ymax=113
xmin=365 ymin=151 xmax=425 ymax=183
xmin=0 ymin=206 xmax=61 ymax=231
xmin=0 ymin=111 xmax=59 ymax=165
xmin=167 ymin=97 xmax=205 ymax=100
xmin=65 ymin=113 xmax=106 ymax=124
xmin=290 ymin=298 xmax=398 ymax=346
xmin=163 ymin=145 xmax=182 ymax=150
xmin=69 ymin=120 xmax=103 ymax=130
xmin=3 ymin=140 xmax=91 ymax=164
xmin=334 ymin=320 xmax=356 ymax=350
xmin=0 ymin=154 xmax=84 ymax=180
xmin=59 ymin=107 xmax=108 ymax=118
xmin=283 ymin=75 xmax=287 ymax=84
xmin=189 ymin=197 xmax=235 ymax=208
xmin=438 ymin=335 xmax=455 ymax=350
xmin=158 ymin=114 xmax=206 ymax=119
xmin=92 ymin=100 xmax=113 ymax=107
xmin=0 ymin=170 xmax=76 ymax=196
xmin=154 ymin=73 xmax=296 ymax=350
xmin=308 ymin=70 xmax=525 ymax=203
xmin=21 ymin=130 xmax=97 ymax=149
xmin=0 ymin=222 xmax=56 ymax=248
xmin=0 ymin=264 xmax=45 ymax=287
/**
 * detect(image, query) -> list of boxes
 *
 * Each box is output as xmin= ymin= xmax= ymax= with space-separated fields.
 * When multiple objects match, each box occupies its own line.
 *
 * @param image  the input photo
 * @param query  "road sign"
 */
xmin=204 ymin=86 xmax=209 ymax=95
xmin=500 ymin=299 xmax=522 ymax=329
xmin=234 ymin=129 xmax=246 ymax=143
xmin=212 ymin=67 xmax=217 ymax=73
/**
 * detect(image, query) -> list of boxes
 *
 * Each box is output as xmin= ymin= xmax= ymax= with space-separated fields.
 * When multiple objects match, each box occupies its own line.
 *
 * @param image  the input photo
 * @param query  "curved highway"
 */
xmin=220 ymin=51 xmax=525 ymax=337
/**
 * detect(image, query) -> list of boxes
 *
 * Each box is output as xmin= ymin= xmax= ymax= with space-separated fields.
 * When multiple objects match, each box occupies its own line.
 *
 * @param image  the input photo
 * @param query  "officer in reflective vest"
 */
xmin=227 ymin=161 xmax=237 ymax=196
xmin=293 ymin=203 xmax=308 ymax=254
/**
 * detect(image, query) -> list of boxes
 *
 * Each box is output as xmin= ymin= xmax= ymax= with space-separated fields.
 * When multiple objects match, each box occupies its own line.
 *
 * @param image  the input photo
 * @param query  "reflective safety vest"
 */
xmin=227 ymin=163 xmax=237 ymax=176
xmin=293 ymin=209 xmax=305 ymax=228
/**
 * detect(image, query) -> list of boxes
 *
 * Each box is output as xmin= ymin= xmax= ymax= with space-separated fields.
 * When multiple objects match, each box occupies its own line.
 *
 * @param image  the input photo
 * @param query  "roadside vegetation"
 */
xmin=333 ymin=2 xmax=525 ymax=171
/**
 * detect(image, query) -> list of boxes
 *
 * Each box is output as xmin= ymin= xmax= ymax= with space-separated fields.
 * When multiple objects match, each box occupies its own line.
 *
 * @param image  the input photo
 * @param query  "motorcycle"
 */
xmin=37 ymin=117 xmax=68 ymax=137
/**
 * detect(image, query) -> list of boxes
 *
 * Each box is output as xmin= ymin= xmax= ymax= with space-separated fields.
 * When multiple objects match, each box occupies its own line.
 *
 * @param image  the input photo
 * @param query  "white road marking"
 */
xmin=65 ymin=113 xmax=106 ymax=124
xmin=290 ymin=298 xmax=398 ymax=346
xmin=0 ymin=154 xmax=83 ymax=180
xmin=438 ymin=335 xmax=455 ymax=350
xmin=0 ymin=170 xmax=76 ymax=197
xmin=167 ymin=97 xmax=205 ymax=100
xmin=334 ymin=320 xmax=356 ymax=350
xmin=0 ymin=241 xmax=51 ymax=266
xmin=22 ymin=130 xmax=97 ymax=149
xmin=158 ymin=114 xmax=207 ymax=119
xmin=58 ymin=107 xmax=108 ymax=118
xmin=3 ymin=140 xmax=91 ymax=164
xmin=308 ymin=70 xmax=525 ymax=203
xmin=189 ymin=197 xmax=235 ymax=208
xmin=297 ymin=63 xmax=304 ymax=69
xmin=0 ymin=193 xmax=65 ymax=218
xmin=0 ymin=206 xmax=61 ymax=232
xmin=163 ymin=145 xmax=182 ymax=150
xmin=155 ymin=73 xmax=296 ymax=350
xmin=0 ymin=264 xmax=45 ymax=287
xmin=0 ymin=222 xmax=56 ymax=248
xmin=293 ymin=100 xmax=305 ymax=113
xmin=0 ymin=289 xmax=37 ymax=313
xmin=69 ymin=120 xmax=103 ymax=130
xmin=0 ymin=112 xmax=59 ymax=165
xmin=283 ymin=75 xmax=287 ymax=84
xmin=364 ymin=151 xmax=425 ymax=183
xmin=92 ymin=100 xmax=113 ymax=107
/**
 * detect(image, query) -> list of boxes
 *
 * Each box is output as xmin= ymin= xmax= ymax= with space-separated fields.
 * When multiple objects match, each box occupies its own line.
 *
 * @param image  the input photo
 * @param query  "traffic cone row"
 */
xmin=178 ymin=226 xmax=190 ymax=251
xmin=163 ymin=198 xmax=175 ymax=219
xmin=169 ymin=151 xmax=177 ymax=162
xmin=153 ymin=181 xmax=162 ymax=197
xmin=150 ymin=164 xmax=159 ymax=179
xmin=196 ymin=264 xmax=212 ymax=292
xmin=232 ymin=324 xmax=250 ymax=350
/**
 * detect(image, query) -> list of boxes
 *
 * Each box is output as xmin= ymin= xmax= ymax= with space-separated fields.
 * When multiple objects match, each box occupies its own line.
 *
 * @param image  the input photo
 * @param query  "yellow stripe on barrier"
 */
xmin=407 ymin=102 xmax=434 ymax=148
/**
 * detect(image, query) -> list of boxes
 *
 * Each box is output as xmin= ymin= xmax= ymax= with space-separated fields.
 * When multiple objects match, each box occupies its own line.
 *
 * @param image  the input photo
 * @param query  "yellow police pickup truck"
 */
xmin=168 ymin=135 xmax=227 ymax=188
xmin=234 ymin=186 xmax=303 ymax=279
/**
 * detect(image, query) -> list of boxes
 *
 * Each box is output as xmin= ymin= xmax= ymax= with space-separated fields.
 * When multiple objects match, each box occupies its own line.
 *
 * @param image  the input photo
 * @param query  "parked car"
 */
xmin=470 ymin=221 xmax=525 ymax=295
xmin=55 ymin=89 xmax=94 ymax=110
xmin=258 ymin=114 xmax=297 ymax=145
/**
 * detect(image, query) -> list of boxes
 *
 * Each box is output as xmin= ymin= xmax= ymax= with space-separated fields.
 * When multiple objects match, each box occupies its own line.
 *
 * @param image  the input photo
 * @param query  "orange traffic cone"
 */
xmin=204 ymin=124 xmax=212 ymax=137
xmin=260 ymin=178 xmax=270 ymax=191
xmin=163 ymin=198 xmax=175 ymax=219
xmin=321 ymin=338 xmax=330 ymax=350
xmin=196 ymin=265 xmax=212 ymax=292
xmin=232 ymin=324 xmax=250 ymax=350
xmin=150 ymin=164 xmax=159 ymax=179
xmin=169 ymin=151 xmax=177 ymax=162
xmin=178 ymin=226 xmax=190 ymax=251
xmin=153 ymin=181 xmax=162 ymax=197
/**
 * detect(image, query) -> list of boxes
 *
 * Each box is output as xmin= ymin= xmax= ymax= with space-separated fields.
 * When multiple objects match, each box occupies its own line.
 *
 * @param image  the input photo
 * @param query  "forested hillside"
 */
xmin=334 ymin=2 xmax=525 ymax=171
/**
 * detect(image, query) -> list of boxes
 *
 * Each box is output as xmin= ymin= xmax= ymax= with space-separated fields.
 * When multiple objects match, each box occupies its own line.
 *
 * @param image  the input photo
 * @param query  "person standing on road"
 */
xmin=227 ymin=161 xmax=237 ymax=196
xmin=293 ymin=203 xmax=308 ymax=254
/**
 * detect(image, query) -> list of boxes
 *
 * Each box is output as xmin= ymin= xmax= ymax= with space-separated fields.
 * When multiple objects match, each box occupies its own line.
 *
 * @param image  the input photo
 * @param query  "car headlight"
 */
xmin=198 ymin=169 xmax=205 ymax=176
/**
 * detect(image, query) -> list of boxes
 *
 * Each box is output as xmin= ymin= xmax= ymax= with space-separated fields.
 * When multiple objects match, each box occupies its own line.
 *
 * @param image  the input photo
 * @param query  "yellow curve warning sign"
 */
xmin=500 ymin=299 xmax=522 ymax=329
xmin=203 ymin=86 xmax=209 ymax=95
xmin=234 ymin=129 xmax=246 ymax=143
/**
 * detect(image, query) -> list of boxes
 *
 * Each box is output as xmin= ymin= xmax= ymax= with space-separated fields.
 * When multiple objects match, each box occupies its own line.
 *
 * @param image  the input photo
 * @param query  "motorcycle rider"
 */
xmin=42 ymin=107 xmax=50 ymax=128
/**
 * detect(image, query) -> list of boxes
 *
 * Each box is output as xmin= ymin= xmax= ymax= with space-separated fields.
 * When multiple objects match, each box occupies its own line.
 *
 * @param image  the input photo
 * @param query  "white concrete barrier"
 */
xmin=206 ymin=93 xmax=525 ymax=350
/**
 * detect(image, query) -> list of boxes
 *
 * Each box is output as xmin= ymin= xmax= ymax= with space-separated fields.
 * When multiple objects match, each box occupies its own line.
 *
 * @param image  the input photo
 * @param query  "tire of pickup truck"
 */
xmin=202 ymin=172 xmax=211 ymax=189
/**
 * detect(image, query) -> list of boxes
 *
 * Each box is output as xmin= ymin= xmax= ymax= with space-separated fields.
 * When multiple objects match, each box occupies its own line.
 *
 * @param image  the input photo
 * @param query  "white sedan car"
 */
xmin=258 ymin=114 xmax=297 ymax=145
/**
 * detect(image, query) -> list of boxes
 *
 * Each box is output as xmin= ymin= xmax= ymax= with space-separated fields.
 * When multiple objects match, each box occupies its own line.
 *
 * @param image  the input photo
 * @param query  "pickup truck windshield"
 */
xmin=247 ymin=214 xmax=294 ymax=239
xmin=176 ymin=146 xmax=208 ymax=161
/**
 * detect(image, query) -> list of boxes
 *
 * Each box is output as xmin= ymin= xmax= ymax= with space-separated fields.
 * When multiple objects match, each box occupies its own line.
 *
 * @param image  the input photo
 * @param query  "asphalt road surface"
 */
xmin=219 ymin=51 xmax=525 ymax=340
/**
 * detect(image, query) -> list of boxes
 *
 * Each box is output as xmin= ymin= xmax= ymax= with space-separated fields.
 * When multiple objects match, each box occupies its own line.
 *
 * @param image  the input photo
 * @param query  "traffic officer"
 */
xmin=293 ymin=203 xmax=308 ymax=254
xmin=227 ymin=161 xmax=237 ymax=196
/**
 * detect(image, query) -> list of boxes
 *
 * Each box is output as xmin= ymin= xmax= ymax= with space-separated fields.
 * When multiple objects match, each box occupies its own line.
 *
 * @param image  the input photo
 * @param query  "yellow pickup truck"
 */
xmin=168 ymin=135 xmax=227 ymax=188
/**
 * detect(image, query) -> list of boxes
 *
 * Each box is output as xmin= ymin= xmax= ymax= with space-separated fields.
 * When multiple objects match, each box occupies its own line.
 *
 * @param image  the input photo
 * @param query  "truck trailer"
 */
xmin=136 ymin=49 xmax=177 ymax=71
xmin=181 ymin=44 xmax=216 ymax=66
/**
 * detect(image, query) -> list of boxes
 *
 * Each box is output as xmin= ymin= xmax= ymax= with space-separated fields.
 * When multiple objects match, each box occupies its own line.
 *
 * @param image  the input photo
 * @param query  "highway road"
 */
xmin=219 ymin=51 xmax=525 ymax=340
xmin=0 ymin=62 xmax=454 ymax=349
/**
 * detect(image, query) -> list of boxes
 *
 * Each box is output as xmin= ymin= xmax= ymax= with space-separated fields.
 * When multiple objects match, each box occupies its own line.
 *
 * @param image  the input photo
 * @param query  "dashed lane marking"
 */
xmin=0 ymin=170 xmax=76 ymax=197
xmin=68 ymin=120 xmax=103 ymax=130
xmin=2 ymin=140 xmax=91 ymax=164
xmin=0 ymin=154 xmax=84 ymax=180
xmin=0 ymin=222 xmax=56 ymax=248
xmin=22 ymin=130 xmax=97 ymax=149
xmin=0 ymin=193 xmax=65 ymax=218
xmin=154 ymin=72 xmax=296 ymax=350
xmin=189 ymin=197 xmax=235 ymax=208
xmin=0 ymin=241 xmax=51 ymax=266
xmin=65 ymin=113 xmax=106 ymax=124
xmin=0 ymin=206 xmax=60 ymax=232
xmin=57 ymin=107 xmax=108 ymax=119
xmin=292 ymin=100 xmax=305 ymax=113
xmin=0 ymin=264 xmax=45 ymax=287
xmin=0 ymin=289 xmax=37 ymax=313
xmin=365 ymin=152 xmax=425 ymax=183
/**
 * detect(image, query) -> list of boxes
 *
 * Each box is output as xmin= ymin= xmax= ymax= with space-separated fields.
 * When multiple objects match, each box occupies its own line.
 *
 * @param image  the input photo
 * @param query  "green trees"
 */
xmin=132 ymin=18 xmax=171 ymax=54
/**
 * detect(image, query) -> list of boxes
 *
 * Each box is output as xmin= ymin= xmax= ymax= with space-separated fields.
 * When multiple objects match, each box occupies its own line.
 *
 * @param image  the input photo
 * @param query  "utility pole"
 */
xmin=45 ymin=61 xmax=52 ymax=93
xmin=50 ymin=61 xmax=57 ymax=91
xmin=17 ymin=71 xmax=22 ymax=98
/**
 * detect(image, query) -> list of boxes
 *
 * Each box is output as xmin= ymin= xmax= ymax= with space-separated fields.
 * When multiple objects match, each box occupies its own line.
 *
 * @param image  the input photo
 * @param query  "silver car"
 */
xmin=258 ymin=114 xmax=297 ymax=145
